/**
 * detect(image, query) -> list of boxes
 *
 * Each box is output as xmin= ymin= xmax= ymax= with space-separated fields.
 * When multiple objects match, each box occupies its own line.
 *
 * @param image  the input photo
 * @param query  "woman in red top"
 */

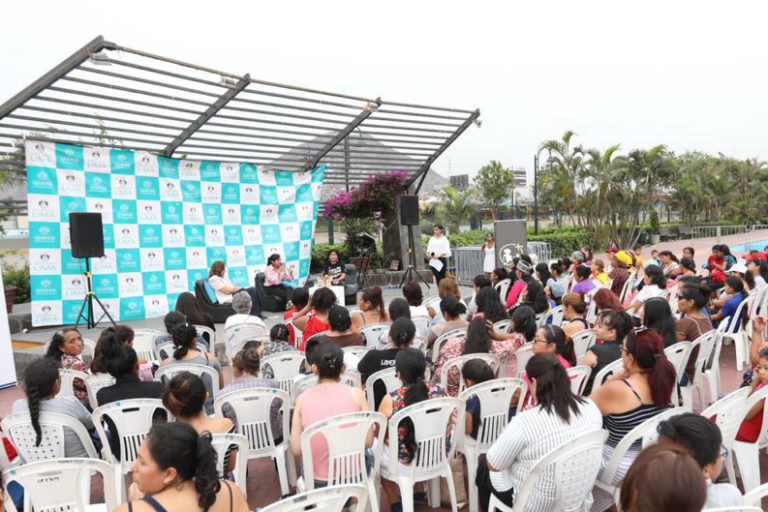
xmin=292 ymin=287 xmax=337 ymax=350
xmin=737 ymin=346 xmax=768 ymax=442
xmin=283 ymin=287 xmax=309 ymax=345
xmin=707 ymin=245 xmax=727 ymax=283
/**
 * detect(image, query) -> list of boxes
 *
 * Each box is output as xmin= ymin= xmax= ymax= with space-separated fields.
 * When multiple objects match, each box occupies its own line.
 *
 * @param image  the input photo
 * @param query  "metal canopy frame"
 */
xmin=0 ymin=35 xmax=479 ymax=191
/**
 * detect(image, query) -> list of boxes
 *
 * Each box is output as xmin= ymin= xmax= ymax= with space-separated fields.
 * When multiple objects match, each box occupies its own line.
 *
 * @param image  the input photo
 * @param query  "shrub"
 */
xmin=311 ymin=243 xmax=383 ymax=273
xmin=3 ymin=263 xmax=30 ymax=304
xmin=649 ymin=210 xmax=660 ymax=234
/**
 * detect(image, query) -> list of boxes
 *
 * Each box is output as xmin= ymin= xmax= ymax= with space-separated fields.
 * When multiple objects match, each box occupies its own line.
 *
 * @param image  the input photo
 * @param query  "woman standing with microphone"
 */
xmin=426 ymin=224 xmax=451 ymax=283
xmin=481 ymin=232 xmax=496 ymax=278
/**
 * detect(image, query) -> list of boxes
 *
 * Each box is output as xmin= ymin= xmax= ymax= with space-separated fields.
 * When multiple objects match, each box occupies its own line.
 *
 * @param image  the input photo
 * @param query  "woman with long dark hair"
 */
xmin=518 ymin=279 xmax=549 ymax=314
xmin=582 ymin=310 xmax=634 ymax=394
xmin=160 ymin=322 xmax=223 ymax=392
xmin=292 ymin=287 xmax=337 ymax=350
xmin=359 ymin=318 xmax=417 ymax=410
xmin=474 ymin=286 xmax=508 ymax=324
xmin=175 ymin=291 xmax=215 ymax=330
xmin=351 ymin=286 xmax=388 ymax=331
xmin=116 ymin=422 xmax=248 ymax=512
xmin=11 ymin=358 xmax=95 ymax=457
xmin=627 ymin=265 xmax=667 ymax=314
xmin=45 ymin=328 xmax=88 ymax=408
xmin=476 ymin=354 xmax=602 ymax=511
xmin=505 ymin=256 xmax=534 ymax=308
xmin=425 ymin=296 xmax=468 ymax=352
xmin=710 ymin=275 xmax=748 ymax=330
xmin=748 ymin=258 xmax=768 ymax=289
xmin=589 ymin=329 xmax=676 ymax=511
xmin=379 ymin=348 xmax=447 ymax=510
xmin=642 ymin=297 xmax=677 ymax=347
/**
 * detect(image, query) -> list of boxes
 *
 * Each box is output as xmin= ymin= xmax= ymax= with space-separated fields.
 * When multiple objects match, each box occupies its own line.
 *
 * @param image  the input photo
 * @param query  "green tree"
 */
xmin=440 ymin=185 xmax=476 ymax=233
xmin=473 ymin=160 xmax=516 ymax=220
xmin=539 ymin=130 xmax=585 ymax=224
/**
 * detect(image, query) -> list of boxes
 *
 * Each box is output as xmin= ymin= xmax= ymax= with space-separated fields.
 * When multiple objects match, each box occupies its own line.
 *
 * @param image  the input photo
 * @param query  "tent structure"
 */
xmin=0 ymin=36 xmax=480 ymax=196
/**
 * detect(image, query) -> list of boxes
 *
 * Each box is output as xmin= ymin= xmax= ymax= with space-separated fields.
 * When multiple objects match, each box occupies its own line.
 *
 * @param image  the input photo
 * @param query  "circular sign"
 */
xmin=498 ymin=243 xmax=525 ymax=266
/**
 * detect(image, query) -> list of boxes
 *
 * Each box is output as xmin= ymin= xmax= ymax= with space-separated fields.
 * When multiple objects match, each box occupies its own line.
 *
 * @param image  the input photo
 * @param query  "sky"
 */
xmin=2 ymin=1 xmax=767 ymax=182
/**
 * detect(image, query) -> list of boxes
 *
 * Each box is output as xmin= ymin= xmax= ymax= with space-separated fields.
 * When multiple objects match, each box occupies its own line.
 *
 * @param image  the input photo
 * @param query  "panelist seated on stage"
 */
xmin=264 ymin=253 xmax=297 ymax=302
xmin=323 ymin=249 xmax=347 ymax=285
xmin=207 ymin=260 xmax=263 ymax=318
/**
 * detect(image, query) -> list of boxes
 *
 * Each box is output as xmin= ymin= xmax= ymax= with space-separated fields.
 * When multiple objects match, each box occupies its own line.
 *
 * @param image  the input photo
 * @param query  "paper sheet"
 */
xmin=429 ymin=258 xmax=444 ymax=272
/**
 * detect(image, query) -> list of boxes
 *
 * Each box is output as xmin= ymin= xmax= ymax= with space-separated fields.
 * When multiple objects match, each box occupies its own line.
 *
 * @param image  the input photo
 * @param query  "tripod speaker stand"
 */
xmin=398 ymin=224 xmax=431 ymax=288
xmin=69 ymin=213 xmax=117 ymax=329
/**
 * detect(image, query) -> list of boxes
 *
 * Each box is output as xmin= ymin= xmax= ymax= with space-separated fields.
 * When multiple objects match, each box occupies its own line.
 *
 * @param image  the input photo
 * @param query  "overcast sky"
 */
xmin=2 ymin=1 xmax=767 ymax=181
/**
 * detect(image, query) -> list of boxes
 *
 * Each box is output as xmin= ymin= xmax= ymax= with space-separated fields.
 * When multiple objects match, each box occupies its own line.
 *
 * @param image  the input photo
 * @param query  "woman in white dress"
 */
xmin=426 ymin=224 xmax=451 ymax=283
xmin=481 ymin=232 xmax=496 ymax=278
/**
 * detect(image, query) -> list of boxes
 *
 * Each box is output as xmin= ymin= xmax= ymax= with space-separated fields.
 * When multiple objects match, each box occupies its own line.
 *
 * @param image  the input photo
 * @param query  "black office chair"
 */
xmin=254 ymin=272 xmax=286 ymax=312
xmin=194 ymin=279 xmax=235 ymax=324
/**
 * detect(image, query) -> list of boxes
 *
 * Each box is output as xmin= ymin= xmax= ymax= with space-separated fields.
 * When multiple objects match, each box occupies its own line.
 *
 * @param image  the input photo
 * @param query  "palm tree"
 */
xmin=539 ymin=130 xmax=585 ymax=224
xmin=440 ymin=185 xmax=475 ymax=234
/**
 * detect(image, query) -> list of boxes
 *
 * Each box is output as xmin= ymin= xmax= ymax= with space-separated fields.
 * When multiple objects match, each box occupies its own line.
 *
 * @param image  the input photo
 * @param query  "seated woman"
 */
xmin=642 ymin=297 xmax=677 ymax=348
xmin=474 ymin=286 xmax=509 ymax=324
xmin=117 ymin=422 xmax=249 ymax=512
xmin=402 ymin=281 xmax=429 ymax=319
xmin=292 ymin=287 xmax=337 ymax=350
xmin=582 ymin=310 xmax=633 ymax=394
xmin=175 ymin=291 xmax=216 ymax=330
xmin=736 ymin=345 xmax=768 ymax=443
xmin=263 ymin=253 xmax=296 ymax=304
xmin=358 ymin=318 xmax=416 ymax=410
xmin=487 ymin=305 xmax=538 ymax=376
xmin=588 ymin=329 xmax=675 ymax=512
xmin=590 ymin=258 xmax=609 ymax=284
xmin=223 ymin=291 xmax=268 ymax=359
xmin=517 ymin=325 xmax=576 ymax=409
xmin=425 ymin=297 xmax=469 ymax=352
xmin=505 ymin=257 xmax=534 ymax=309
xmin=490 ymin=267 xmax=509 ymax=287
xmin=462 ymin=359 xmax=496 ymax=440
xmin=323 ymin=249 xmax=346 ymax=285
xmin=153 ymin=311 xmax=209 ymax=360
xmin=545 ymin=262 xmax=567 ymax=303
xmin=517 ymin=278 xmax=549 ymax=314
xmin=560 ymin=293 xmax=588 ymax=340
xmin=427 ymin=278 xmax=462 ymax=320
xmin=92 ymin=325 xmax=153 ymax=381
xmin=657 ymin=413 xmax=743 ymax=509
xmin=378 ymin=348 xmax=447 ymax=509
xmin=709 ymin=275 xmax=748 ymax=329
xmin=290 ymin=343 xmax=369 ymax=487
xmin=284 ymin=287 xmax=310 ymax=345
xmin=312 ymin=305 xmax=364 ymax=348
xmin=12 ymin=358 xmax=96 ymax=457
xmin=160 ymin=323 xmax=224 ymax=396
xmin=163 ymin=372 xmax=233 ymax=436
xmin=45 ymin=328 xmax=89 ymax=409
xmin=627 ymin=264 xmax=666 ymax=314
xmin=592 ymin=288 xmax=623 ymax=313
xmin=476 ymin=353 xmax=603 ymax=512
xmin=206 ymin=260 xmax=262 ymax=318
xmin=351 ymin=286 xmax=388 ymax=332
xmin=372 ymin=298 xmax=411 ymax=350
xmin=467 ymin=274 xmax=492 ymax=317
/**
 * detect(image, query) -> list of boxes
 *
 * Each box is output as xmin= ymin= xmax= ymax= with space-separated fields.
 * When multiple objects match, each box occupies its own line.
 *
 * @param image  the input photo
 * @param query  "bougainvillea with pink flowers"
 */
xmin=323 ymin=170 xmax=409 ymax=221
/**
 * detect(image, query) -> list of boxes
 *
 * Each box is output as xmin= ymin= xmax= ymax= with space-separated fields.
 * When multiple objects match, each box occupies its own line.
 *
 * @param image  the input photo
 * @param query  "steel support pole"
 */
xmin=534 ymin=154 xmax=539 ymax=235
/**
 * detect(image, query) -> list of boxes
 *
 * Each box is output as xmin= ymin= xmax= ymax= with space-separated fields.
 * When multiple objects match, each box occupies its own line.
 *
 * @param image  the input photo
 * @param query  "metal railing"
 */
xmin=452 ymin=242 xmax=552 ymax=286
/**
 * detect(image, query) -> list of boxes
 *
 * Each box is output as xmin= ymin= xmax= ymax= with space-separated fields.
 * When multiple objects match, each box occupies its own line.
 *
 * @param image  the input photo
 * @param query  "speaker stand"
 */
xmin=399 ymin=225 xmax=431 ymax=289
xmin=74 ymin=257 xmax=117 ymax=330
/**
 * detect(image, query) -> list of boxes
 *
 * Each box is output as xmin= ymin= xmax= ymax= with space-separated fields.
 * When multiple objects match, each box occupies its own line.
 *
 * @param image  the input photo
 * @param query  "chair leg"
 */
xmin=465 ymin=452 xmax=480 ymax=512
xmin=286 ymin=450 xmax=298 ymax=486
xmin=427 ymin=477 xmax=441 ymax=508
xmin=273 ymin=450 xmax=291 ymax=496
xmin=398 ymin=477 xmax=416 ymax=512
xmin=366 ymin=480 xmax=380 ymax=512
xmin=724 ymin=449 xmax=738 ymax=486
xmin=732 ymin=441 xmax=760 ymax=492
xmin=443 ymin=465 xmax=460 ymax=512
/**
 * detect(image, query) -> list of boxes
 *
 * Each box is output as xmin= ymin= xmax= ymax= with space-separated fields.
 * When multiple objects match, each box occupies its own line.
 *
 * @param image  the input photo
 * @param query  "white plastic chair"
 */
xmin=422 ymin=296 xmax=441 ymax=316
xmin=56 ymin=368 xmax=90 ymax=399
xmin=304 ymin=330 xmax=331 ymax=347
xmin=86 ymin=373 xmax=116 ymax=410
xmin=194 ymin=324 xmax=217 ymax=349
xmin=431 ymin=328 xmax=468 ymax=362
xmin=512 ymin=343 xmax=534 ymax=379
xmin=342 ymin=371 xmax=362 ymax=388
xmin=359 ymin=322 xmax=391 ymax=347
xmin=664 ymin=340 xmax=692 ymax=405
xmin=210 ymin=432 xmax=250 ymax=497
xmin=590 ymin=358 xmax=624 ymax=392
xmin=259 ymin=484 xmax=368 ymax=512
xmin=618 ymin=277 xmax=633 ymax=304
xmin=595 ymin=407 xmax=690 ymax=498
xmin=701 ymin=386 xmax=752 ymax=486
xmin=380 ymin=397 xmax=465 ymax=512
xmin=2 ymin=458 xmax=122 ymax=512
xmin=154 ymin=340 xmax=175 ymax=361
xmin=411 ymin=315 xmax=432 ymax=338
xmin=261 ymin=351 xmax=306 ymax=397
xmin=365 ymin=368 xmax=403 ymax=412
xmin=155 ymin=362 xmax=221 ymax=396
xmin=492 ymin=319 xmax=511 ymax=334
xmin=542 ymin=305 xmax=564 ymax=327
xmin=457 ymin=378 xmax=527 ymax=512
xmin=743 ymin=481 xmax=768 ymax=507
xmin=213 ymin=388 xmax=295 ymax=496
xmin=131 ymin=330 xmax=159 ymax=361
xmin=342 ymin=345 xmax=370 ymax=360
xmin=224 ymin=322 xmax=269 ymax=361
xmin=585 ymin=299 xmax=598 ymax=325
xmin=720 ymin=299 xmax=749 ymax=371
xmin=81 ymin=337 xmax=97 ymax=360
xmin=1 ymin=411 xmax=98 ymax=462
xmin=92 ymin=398 xmax=170 ymax=475
xmin=495 ymin=279 xmax=512 ymax=302
xmin=567 ymin=365 xmax=592 ymax=396
xmin=570 ymin=329 xmax=597 ymax=365
xmin=440 ymin=353 xmax=501 ymax=395
xmin=730 ymin=384 xmax=768 ymax=492
xmin=488 ymin=429 xmax=608 ymax=512
xmin=680 ymin=330 xmax=721 ymax=410
xmin=288 ymin=319 xmax=303 ymax=349
xmin=298 ymin=411 xmax=386 ymax=512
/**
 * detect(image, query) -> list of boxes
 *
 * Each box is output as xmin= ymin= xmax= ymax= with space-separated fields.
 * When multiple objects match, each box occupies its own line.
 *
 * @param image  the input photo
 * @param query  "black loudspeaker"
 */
xmin=399 ymin=195 xmax=420 ymax=226
xmin=69 ymin=213 xmax=105 ymax=258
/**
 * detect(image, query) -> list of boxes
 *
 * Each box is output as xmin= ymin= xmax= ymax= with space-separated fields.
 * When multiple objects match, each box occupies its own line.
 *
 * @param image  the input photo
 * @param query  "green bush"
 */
xmin=3 ymin=263 xmax=30 ymax=304
xmin=649 ymin=210 xmax=660 ymax=234
xmin=528 ymin=231 xmax=594 ymax=259
xmin=311 ymin=243 xmax=383 ymax=273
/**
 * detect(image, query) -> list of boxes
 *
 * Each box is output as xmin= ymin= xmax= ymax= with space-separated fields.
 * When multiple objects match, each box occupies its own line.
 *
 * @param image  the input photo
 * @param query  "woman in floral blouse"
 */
xmin=45 ymin=328 xmax=89 ymax=408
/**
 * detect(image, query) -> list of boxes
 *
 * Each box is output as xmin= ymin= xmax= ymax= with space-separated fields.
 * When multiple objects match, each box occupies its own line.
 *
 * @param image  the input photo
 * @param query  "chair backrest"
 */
xmin=458 ymin=378 xmax=526 ymax=449
xmin=2 ymin=458 xmax=122 ymax=512
xmin=92 ymin=398 xmax=170 ymax=473
xmin=154 ymin=340 xmax=175 ymax=361
xmin=440 ymin=353 xmax=501 ymax=394
xmin=543 ymin=305 xmax=564 ymax=327
xmin=591 ymin=358 xmax=624 ymax=392
xmin=305 ymin=330 xmax=330 ymax=347
xmin=513 ymin=343 xmax=534 ymax=379
xmin=213 ymin=388 xmax=291 ymax=457
xmin=386 ymin=397 xmax=464 ymax=478
xmin=194 ymin=324 xmax=217 ymax=347
xmin=342 ymin=371 xmax=362 ymax=388
xmin=260 ymin=351 xmax=305 ymax=396
xmin=359 ymin=322 xmax=391 ymax=347
xmin=600 ymin=407 xmax=690 ymax=486
xmin=288 ymin=319 xmax=304 ymax=349
xmin=566 ymin=365 xmax=592 ymax=396
xmin=495 ymin=279 xmax=512 ymax=302
xmin=688 ymin=330 xmax=719 ymax=386
xmin=492 ymin=319 xmax=511 ymax=334
xmin=224 ymin=323 xmax=269 ymax=360
xmin=431 ymin=328 xmax=468 ymax=362
xmin=300 ymin=411 xmax=386 ymax=489
xmin=422 ymin=296 xmax=441 ymax=312
xmin=85 ymin=373 xmax=116 ymax=410
xmin=364 ymin=368 xmax=402 ymax=411
xmin=81 ymin=337 xmax=96 ymax=360
xmin=342 ymin=345 xmax=370 ymax=360
xmin=131 ymin=330 xmax=159 ymax=361
xmin=724 ymin=299 xmax=749 ymax=335
xmin=701 ymin=387 xmax=752 ymax=449
xmin=210 ymin=433 xmax=250 ymax=496
xmin=664 ymin=341 xmax=691 ymax=383
xmin=585 ymin=299 xmax=598 ymax=325
xmin=743 ymin=481 xmax=768 ymax=507
xmin=56 ymin=368 xmax=90 ymax=399
xmin=259 ymin=484 xmax=368 ymax=512
xmin=412 ymin=335 xmax=428 ymax=354
xmin=618 ymin=276 xmax=633 ymax=303
xmin=155 ymin=362 xmax=221 ymax=396
xmin=570 ymin=329 xmax=597 ymax=364
xmin=1 ymin=411 xmax=98 ymax=463
xmin=512 ymin=430 xmax=608 ymax=512
xmin=411 ymin=315 xmax=431 ymax=338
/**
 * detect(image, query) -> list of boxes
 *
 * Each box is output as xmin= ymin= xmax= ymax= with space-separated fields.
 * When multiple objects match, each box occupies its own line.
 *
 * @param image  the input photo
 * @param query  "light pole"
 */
xmin=533 ymin=154 xmax=540 ymax=235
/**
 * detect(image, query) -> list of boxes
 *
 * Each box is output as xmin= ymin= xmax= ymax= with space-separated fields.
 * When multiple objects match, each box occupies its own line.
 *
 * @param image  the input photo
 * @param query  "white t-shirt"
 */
xmin=427 ymin=236 xmax=451 ymax=259
xmin=704 ymin=481 xmax=743 ymax=509
xmin=208 ymin=275 xmax=234 ymax=304
xmin=634 ymin=284 xmax=664 ymax=305
xmin=224 ymin=313 xmax=266 ymax=332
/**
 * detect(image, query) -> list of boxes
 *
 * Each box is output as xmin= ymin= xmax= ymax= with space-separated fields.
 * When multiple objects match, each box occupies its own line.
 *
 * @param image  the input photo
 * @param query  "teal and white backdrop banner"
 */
xmin=26 ymin=141 xmax=324 ymax=327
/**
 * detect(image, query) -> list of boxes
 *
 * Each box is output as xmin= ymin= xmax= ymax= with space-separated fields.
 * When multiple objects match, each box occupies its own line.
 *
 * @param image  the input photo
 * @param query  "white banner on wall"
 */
xmin=0 ymin=261 xmax=17 ymax=389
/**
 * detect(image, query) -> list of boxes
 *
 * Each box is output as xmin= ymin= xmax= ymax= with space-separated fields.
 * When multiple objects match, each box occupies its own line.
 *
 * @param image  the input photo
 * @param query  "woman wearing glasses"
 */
xmin=588 ymin=329 xmax=676 ymax=512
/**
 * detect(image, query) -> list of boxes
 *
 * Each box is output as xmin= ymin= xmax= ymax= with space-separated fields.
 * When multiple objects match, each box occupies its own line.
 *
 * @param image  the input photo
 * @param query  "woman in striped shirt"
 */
xmin=588 ymin=329 xmax=676 ymax=512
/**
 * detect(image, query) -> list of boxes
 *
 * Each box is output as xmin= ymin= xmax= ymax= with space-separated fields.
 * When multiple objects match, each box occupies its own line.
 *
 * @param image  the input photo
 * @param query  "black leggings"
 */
xmin=430 ymin=257 xmax=448 ymax=283
xmin=241 ymin=287 xmax=262 ymax=316
xmin=476 ymin=454 xmax=514 ymax=512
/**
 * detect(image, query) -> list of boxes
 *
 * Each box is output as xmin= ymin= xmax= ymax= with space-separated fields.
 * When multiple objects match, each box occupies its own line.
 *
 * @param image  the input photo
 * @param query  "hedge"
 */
xmin=311 ymin=243 xmax=383 ymax=273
